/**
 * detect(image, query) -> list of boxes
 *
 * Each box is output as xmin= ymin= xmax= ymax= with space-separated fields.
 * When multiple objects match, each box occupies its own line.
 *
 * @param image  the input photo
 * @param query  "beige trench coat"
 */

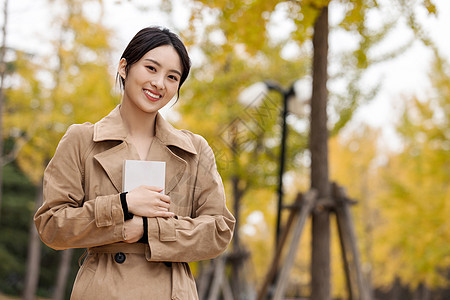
xmin=34 ymin=106 xmax=235 ymax=300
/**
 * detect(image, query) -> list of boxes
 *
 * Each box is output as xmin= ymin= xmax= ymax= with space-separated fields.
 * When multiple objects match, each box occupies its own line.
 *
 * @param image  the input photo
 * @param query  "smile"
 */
xmin=144 ymin=89 xmax=162 ymax=100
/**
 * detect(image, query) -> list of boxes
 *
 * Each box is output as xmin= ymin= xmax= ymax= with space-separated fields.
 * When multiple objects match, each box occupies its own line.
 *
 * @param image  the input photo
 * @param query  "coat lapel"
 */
xmin=92 ymin=106 xmax=133 ymax=193
xmin=147 ymin=138 xmax=187 ymax=195
xmin=152 ymin=113 xmax=197 ymax=195
xmin=94 ymin=142 xmax=136 ymax=193
xmin=91 ymin=106 xmax=198 ymax=195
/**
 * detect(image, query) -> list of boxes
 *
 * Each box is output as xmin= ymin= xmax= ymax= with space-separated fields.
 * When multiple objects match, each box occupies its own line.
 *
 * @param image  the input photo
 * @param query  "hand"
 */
xmin=126 ymin=186 xmax=175 ymax=218
xmin=123 ymin=216 xmax=144 ymax=243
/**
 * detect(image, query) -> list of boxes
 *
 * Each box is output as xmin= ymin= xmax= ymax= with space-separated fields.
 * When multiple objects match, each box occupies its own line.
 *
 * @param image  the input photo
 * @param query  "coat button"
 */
xmin=114 ymin=252 xmax=126 ymax=264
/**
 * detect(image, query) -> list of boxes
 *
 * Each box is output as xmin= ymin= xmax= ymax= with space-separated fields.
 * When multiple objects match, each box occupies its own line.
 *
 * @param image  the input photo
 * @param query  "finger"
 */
xmin=156 ymin=206 xmax=169 ymax=212
xmin=159 ymin=195 xmax=171 ymax=203
xmin=146 ymin=186 xmax=164 ymax=192
xmin=155 ymin=211 xmax=175 ymax=218
xmin=158 ymin=201 xmax=170 ymax=209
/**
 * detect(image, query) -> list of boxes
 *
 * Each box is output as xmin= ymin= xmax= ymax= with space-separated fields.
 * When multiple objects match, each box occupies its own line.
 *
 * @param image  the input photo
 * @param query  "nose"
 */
xmin=151 ymin=74 xmax=165 ymax=90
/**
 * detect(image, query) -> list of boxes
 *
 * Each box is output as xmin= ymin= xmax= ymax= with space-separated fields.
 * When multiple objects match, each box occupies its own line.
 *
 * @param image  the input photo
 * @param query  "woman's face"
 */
xmin=118 ymin=45 xmax=182 ymax=115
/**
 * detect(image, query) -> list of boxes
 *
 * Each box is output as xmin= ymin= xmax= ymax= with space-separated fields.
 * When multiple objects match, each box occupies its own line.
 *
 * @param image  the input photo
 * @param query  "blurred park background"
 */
xmin=0 ymin=0 xmax=449 ymax=299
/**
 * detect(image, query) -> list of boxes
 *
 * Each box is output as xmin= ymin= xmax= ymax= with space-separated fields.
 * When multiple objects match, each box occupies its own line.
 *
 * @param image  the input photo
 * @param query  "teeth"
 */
xmin=144 ymin=89 xmax=161 ymax=99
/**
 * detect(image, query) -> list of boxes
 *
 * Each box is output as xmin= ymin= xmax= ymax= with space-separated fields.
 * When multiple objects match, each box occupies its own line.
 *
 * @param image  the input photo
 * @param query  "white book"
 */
xmin=122 ymin=160 xmax=166 ymax=194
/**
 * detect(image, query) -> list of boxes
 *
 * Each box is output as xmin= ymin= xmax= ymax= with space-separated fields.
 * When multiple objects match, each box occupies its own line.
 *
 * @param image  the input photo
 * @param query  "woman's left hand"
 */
xmin=123 ymin=216 xmax=144 ymax=243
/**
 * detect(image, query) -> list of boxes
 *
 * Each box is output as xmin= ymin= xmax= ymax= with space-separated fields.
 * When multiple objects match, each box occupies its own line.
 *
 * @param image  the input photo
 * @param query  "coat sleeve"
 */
xmin=34 ymin=125 xmax=125 ymax=250
xmin=146 ymin=137 xmax=235 ymax=263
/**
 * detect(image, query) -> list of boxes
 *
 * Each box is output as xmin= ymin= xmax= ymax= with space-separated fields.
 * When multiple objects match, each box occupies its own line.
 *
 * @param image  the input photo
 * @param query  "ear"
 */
xmin=118 ymin=58 xmax=127 ymax=80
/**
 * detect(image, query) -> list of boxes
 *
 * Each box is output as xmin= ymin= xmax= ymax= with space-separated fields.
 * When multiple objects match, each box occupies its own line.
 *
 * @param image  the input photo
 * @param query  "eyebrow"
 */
xmin=144 ymin=59 xmax=182 ymax=77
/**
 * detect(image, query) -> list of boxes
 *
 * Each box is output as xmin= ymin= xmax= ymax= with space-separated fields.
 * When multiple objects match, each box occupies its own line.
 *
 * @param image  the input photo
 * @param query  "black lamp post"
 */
xmin=264 ymin=80 xmax=296 ymax=247
xmin=238 ymin=78 xmax=311 ymax=247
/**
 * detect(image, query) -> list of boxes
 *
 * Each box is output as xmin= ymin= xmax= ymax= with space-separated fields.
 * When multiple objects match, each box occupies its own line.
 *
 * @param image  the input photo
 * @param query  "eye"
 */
xmin=168 ymin=75 xmax=179 ymax=81
xmin=146 ymin=66 xmax=156 ymax=72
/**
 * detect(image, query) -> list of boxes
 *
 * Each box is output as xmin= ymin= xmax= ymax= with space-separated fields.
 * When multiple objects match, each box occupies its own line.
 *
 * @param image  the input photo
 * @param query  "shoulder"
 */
xmin=178 ymin=130 xmax=220 ymax=168
xmin=156 ymin=114 xmax=216 ymax=158
xmin=65 ymin=122 xmax=95 ymax=137
xmin=53 ymin=123 xmax=95 ymax=161
xmin=179 ymin=129 xmax=211 ymax=152
xmin=59 ymin=122 xmax=95 ymax=147
xmin=47 ymin=122 xmax=95 ymax=174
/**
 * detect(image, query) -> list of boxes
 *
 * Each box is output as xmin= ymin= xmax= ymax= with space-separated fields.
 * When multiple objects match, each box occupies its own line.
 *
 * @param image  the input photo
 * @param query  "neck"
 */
xmin=119 ymin=101 xmax=157 ymax=138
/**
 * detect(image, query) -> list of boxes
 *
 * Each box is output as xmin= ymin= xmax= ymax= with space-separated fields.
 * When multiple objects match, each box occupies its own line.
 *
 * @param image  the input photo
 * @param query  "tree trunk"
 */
xmin=229 ymin=121 xmax=246 ymax=299
xmin=413 ymin=283 xmax=431 ymax=300
xmin=0 ymin=0 xmax=9 ymax=221
xmin=389 ymin=277 xmax=402 ymax=300
xmin=230 ymin=174 xmax=244 ymax=299
xmin=310 ymin=6 xmax=330 ymax=300
xmin=52 ymin=249 xmax=74 ymax=300
xmin=23 ymin=182 xmax=43 ymax=300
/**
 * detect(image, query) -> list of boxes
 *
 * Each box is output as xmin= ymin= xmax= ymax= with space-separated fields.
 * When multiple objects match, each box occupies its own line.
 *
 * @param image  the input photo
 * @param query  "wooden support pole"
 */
xmin=273 ymin=190 xmax=317 ymax=300
xmin=258 ymin=194 xmax=301 ymax=298
xmin=333 ymin=183 xmax=372 ymax=300
xmin=208 ymin=257 xmax=227 ymax=300
xmin=197 ymin=260 xmax=214 ymax=299
xmin=257 ymin=193 xmax=304 ymax=300
xmin=203 ymin=255 xmax=235 ymax=300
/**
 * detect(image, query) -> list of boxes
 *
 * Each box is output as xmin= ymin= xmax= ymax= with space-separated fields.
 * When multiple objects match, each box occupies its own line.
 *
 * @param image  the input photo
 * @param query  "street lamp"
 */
xmin=238 ymin=77 xmax=311 ymax=246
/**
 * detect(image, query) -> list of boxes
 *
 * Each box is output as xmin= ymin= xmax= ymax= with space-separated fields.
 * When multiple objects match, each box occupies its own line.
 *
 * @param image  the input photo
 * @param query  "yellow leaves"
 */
xmin=216 ymin=0 xmax=277 ymax=54
xmin=174 ymin=11 xmax=311 ymax=290
xmin=167 ymin=0 xmax=449 ymax=294
xmin=327 ymin=112 xmax=448 ymax=289
xmin=291 ymin=3 xmax=320 ymax=44
xmin=372 ymin=55 xmax=450 ymax=289
xmin=70 ymin=18 xmax=111 ymax=52
xmin=328 ymin=126 xmax=380 ymax=295
xmin=422 ymin=0 xmax=437 ymax=15
xmin=3 ymin=0 xmax=117 ymax=185
xmin=329 ymin=126 xmax=379 ymax=199
xmin=374 ymin=177 xmax=450 ymax=288
xmin=338 ymin=0 xmax=367 ymax=31
xmin=239 ymin=188 xmax=276 ymax=284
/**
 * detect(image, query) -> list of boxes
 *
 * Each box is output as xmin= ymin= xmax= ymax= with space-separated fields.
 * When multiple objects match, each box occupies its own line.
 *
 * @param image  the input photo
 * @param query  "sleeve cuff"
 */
xmin=120 ymin=192 xmax=134 ymax=221
xmin=137 ymin=217 xmax=148 ymax=243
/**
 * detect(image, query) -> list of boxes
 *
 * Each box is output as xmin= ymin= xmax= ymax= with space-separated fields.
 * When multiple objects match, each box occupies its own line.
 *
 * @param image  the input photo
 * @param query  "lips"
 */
xmin=143 ymin=89 xmax=162 ymax=101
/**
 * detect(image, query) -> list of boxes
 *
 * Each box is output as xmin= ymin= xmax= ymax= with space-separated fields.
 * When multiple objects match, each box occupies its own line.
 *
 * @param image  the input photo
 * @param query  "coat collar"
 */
xmin=93 ymin=105 xmax=197 ymax=155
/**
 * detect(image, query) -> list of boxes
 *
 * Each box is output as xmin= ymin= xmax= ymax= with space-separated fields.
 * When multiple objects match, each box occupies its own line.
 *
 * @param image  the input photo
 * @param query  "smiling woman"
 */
xmin=33 ymin=26 xmax=235 ymax=300
xmin=119 ymin=45 xmax=182 ymax=129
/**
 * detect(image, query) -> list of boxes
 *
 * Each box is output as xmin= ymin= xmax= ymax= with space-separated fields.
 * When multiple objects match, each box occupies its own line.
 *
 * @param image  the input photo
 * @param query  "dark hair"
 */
xmin=116 ymin=26 xmax=191 ymax=99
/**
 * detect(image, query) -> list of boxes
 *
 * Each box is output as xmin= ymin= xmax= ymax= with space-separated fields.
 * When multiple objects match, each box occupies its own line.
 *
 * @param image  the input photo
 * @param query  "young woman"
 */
xmin=34 ymin=26 xmax=235 ymax=299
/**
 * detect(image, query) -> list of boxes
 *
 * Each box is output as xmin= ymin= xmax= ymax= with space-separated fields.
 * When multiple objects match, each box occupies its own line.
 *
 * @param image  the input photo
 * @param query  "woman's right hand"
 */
xmin=126 ymin=186 xmax=175 ymax=218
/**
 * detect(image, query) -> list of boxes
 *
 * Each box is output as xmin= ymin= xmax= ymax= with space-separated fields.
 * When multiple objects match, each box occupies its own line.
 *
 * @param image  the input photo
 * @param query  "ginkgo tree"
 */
xmin=328 ymin=126 xmax=380 ymax=299
xmin=5 ymin=0 xmax=118 ymax=185
xmin=175 ymin=33 xmax=311 ymax=297
xmin=373 ymin=53 xmax=450 ymax=297
xmin=3 ymin=0 xmax=118 ymax=298
xmin=160 ymin=0 xmax=440 ymax=299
